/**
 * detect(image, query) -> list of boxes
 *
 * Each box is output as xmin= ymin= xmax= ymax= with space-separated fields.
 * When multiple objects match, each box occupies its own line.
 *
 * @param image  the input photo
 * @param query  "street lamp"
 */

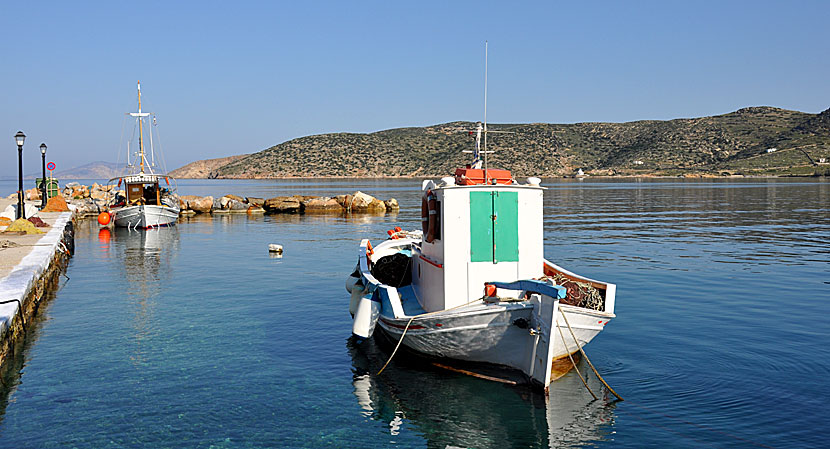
xmin=40 ymin=143 xmax=48 ymax=209
xmin=14 ymin=131 xmax=25 ymax=219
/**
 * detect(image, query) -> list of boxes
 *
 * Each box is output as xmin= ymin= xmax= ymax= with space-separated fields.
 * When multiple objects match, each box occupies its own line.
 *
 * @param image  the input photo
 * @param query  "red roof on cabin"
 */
xmin=454 ymin=167 xmax=513 ymax=185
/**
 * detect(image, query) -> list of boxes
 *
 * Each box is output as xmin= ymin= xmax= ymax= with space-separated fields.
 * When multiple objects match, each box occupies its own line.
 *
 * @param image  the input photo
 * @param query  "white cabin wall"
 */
xmin=466 ymin=261 xmax=520 ymax=301
xmin=518 ymin=189 xmax=545 ymax=279
xmin=412 ymin=254 xmax=445 ymax=312
xmin=440 ymin=188 xmax=472 ymax=309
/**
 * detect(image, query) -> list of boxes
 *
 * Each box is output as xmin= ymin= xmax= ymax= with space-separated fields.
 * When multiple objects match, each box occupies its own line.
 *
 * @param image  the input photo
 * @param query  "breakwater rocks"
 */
xmin=14 ymin=184 xmax=399 ymax=217
xmin=180 ymin=191 xmax=399 ymax=215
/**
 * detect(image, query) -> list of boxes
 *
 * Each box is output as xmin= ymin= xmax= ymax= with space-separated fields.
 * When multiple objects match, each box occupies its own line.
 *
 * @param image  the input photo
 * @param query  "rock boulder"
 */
xmin=263 ymin=196 xmax=303 ymax=213
xmin=303 ymin=197 xmax=344 ymax=213
xmin=246 ymin=197 xmax=265 ymax=207
xmin=189 ymin=196 xmax=214 ymax=213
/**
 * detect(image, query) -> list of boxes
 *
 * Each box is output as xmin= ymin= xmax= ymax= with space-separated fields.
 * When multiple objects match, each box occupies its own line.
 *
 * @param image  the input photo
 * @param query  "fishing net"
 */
xmin=543 ymin=273 xmax=604 ymax=311
xmin=4 ymin=218 xmax=45 ymax=234
xmin=371 ymin=253 xmax=412 ymax=287
xmin=28 ymin=216 xmax=50 ymax=228
xmin=42 ymin=196 xmax=70 ymax=212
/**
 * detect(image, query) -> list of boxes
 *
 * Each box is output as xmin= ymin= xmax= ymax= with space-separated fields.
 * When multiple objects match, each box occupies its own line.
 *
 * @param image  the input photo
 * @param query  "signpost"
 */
xmin=45 ymin=162 xmax=58 ymax=200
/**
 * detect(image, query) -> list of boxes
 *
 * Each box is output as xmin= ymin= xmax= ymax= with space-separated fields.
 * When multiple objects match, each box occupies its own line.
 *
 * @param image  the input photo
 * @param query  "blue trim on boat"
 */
xmin=486 ymin=280 xmax=567 ymax=299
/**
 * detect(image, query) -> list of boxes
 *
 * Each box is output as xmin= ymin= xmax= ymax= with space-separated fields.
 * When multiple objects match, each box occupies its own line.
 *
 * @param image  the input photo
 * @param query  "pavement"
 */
xmin=0 ymin=196 xmax=73 ymax=297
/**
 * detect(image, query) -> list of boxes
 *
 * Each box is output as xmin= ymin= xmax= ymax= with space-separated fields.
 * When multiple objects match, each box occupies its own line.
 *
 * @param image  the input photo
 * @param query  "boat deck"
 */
xmin=397 ymin=285 xmax=426 ymax=316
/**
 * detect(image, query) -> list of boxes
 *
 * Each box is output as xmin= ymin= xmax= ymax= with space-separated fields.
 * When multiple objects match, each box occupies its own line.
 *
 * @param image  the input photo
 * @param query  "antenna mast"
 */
xmin=138 ymin=81 xmax=144 ymax=173
xmin=483 ymin=41 xmax=488 ymax=176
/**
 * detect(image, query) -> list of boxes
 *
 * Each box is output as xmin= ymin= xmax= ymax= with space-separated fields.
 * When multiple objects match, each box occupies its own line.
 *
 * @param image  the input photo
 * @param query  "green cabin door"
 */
xmin=470 ymin=191 xmax=519 ymax=263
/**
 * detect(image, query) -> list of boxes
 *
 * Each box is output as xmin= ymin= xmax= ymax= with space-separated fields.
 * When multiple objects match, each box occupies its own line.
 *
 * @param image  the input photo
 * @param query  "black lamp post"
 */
xmin=40 ymin=143 xmax=48 ymax=209
xmin=14 ymin=131 xmax=25 ymax=219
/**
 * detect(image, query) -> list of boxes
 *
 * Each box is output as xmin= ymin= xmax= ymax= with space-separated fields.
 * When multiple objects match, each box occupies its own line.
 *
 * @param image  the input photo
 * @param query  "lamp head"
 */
xmin=40 ymin=143 xmax=47 ymax=155
xmin=14 ymin=131 xmax=25 ymax=147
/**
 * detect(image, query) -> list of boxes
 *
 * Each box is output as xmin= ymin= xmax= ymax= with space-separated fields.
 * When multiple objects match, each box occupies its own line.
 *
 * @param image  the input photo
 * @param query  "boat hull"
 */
xmin=374 ymin=302 xmax=612 ymax=381
xmin=113 ymin=204 xmax=179 ymax=228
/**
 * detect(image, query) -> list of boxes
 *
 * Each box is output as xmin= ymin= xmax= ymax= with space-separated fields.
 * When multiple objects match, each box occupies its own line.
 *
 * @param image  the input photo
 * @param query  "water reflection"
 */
xmin=348 ymin=338 xmax=616 ymax=448
xmin=111 ymin=226 xmax=179 ymax=364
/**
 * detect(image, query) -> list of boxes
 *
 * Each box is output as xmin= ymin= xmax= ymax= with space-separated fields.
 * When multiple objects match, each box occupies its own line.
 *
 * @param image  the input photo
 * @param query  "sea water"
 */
xmin=0 ymin=178 xmax=827 ymax=448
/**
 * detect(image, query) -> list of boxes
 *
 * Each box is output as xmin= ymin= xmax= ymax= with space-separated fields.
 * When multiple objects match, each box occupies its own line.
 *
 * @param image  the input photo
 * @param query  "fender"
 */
xmin=421 ymin=190 xmax=430 ymax=235
xmin=426 ymin=191 xmax=438 ymax=243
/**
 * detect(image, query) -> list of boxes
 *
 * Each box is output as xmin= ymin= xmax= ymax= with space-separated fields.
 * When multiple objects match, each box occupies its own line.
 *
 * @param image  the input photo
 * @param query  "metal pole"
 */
xmin=41 ymin=150 xmax=47 ymax=209
xmin=17 ymin=144 xmax=25 ymax=219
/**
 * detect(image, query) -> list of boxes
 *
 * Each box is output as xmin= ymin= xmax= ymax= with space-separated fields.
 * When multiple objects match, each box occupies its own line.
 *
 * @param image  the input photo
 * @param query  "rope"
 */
xmin=377 ymin=316 xmax=414 ymax=375
xmin=559 ymin=308 xmax=624 ymax=401
xmin=376 ymin=298 xmax=483 ymax=375
xmin=431 ymin=362 xmax=517 ymax=385
xmin=557 ymin=323 xmax=596 ymax=400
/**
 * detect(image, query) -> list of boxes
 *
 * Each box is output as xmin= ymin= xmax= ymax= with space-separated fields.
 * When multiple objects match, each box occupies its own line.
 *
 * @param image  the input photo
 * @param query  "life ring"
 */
xmin=426 ymin=191 xmax=438 ymax=243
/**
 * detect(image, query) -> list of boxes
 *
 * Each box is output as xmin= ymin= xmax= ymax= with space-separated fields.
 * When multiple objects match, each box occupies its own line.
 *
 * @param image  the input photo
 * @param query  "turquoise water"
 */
xmin=0 ymin=178 xmax=828 ymax=448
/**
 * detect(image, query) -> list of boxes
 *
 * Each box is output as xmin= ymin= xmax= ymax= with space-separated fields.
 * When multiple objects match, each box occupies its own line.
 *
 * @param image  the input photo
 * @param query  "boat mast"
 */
xmin=137 ymin=80 xmax=145 ymax=174
xmin=483 ymin=41 xmax=488 ymax=179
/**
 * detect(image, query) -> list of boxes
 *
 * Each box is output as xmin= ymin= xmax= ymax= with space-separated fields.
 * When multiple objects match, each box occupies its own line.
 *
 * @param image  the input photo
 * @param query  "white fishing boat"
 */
xmin=106 ymin=81 xmax=179 ymax=229
xmin=347 ymin=111 xmax=617 ymax=391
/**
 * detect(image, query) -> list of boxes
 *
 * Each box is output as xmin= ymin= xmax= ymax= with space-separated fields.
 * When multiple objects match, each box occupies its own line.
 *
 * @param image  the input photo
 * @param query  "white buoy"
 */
xmin=268 ymin=244 xmax=283 ymax=254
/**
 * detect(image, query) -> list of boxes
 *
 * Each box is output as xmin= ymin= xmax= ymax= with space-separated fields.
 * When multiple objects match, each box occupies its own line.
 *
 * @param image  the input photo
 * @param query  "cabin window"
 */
xmin=469 ymin=191 xmax=519 ymax=263
xmin=126 ymin=182 xmax=160 ymax=205
xmin=127 ymin=184 xmax=143 ymax=203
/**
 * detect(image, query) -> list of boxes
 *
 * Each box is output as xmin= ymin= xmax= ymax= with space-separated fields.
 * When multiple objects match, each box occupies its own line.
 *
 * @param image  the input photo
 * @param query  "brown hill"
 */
xmin=169 ymin=155 xmax=248 ymax=178
xmin=175 ymin=107 xmax=830 ymax=178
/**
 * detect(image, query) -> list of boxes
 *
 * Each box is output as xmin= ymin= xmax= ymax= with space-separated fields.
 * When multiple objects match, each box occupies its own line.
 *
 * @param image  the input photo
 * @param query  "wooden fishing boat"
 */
xmin=346 ymin=121 xmax=617 ymax=392
xmin=106 ymin=81 xmax=179 ymax=229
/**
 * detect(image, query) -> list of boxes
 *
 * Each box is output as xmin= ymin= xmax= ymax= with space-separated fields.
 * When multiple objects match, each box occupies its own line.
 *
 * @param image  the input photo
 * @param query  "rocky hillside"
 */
xmin=177 ymin=107 xmax=830 ymax=178
xmin=169 ymin=155 xmax=248 ymax=178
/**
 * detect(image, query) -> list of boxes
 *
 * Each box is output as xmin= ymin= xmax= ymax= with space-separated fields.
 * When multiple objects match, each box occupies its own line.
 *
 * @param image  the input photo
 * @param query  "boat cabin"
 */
xmin=123 ymin=174 xmax=164 ymax=206
xmin=412 ymin=170 xmax=545 ymax=312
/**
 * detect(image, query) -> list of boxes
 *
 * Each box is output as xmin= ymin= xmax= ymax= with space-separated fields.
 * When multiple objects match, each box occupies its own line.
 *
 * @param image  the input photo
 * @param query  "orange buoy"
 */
xmin=485 ymin=284 xmax=497 ymax=298
xmin=97 ymin=211 xmax=111 ymax=226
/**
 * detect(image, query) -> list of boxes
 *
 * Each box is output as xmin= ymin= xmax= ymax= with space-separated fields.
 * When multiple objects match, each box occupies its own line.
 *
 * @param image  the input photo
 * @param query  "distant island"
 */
xmin=51 ymin=161 xmax=123 ymax=180
xmin=171 ymin=106 xmax=830 ymax=179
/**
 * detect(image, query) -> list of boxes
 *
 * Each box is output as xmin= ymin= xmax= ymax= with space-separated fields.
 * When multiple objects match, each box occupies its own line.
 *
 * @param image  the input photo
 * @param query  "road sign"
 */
xmin=47 ymin=161 xmax=56 ymax=171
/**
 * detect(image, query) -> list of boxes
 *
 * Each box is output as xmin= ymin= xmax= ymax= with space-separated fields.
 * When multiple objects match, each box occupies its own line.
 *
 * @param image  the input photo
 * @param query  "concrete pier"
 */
xmin=0 ymin=198 xmax=75 ymax=370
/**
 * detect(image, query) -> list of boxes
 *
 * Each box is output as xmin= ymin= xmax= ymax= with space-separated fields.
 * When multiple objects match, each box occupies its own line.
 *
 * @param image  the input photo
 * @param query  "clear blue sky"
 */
xmin=1 ymin=0 xmax=828 ymax=177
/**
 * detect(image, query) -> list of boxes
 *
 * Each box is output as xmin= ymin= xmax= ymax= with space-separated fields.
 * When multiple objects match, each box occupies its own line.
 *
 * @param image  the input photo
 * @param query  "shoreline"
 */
xmin=171 ymin=173 xmax=828 ymax=180
xmin=0 ymin=200 xmax=75 ymax=372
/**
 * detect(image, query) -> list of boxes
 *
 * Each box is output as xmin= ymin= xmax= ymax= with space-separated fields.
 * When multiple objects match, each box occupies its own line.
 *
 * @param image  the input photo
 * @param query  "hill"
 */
xmin=169 ymin=155 xmax=249 ymax=178
xmin=176 ymin=107 xmax=830 ymax=178
xmin=51 ymin=161 xmax=122 ymax=180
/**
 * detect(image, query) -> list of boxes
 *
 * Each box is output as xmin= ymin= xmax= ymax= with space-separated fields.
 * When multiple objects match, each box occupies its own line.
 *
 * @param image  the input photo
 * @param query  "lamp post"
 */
xmin=40 ymin=143 xmax=48 ymax=209
xmin=14 ymin=131 xmax=26 ymax=219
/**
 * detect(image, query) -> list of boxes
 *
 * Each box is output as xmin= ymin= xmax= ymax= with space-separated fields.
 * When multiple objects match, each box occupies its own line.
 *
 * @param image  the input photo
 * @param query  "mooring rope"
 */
xmin=559 ymin=308 xmax=624 ymax=401
xmin=557 ymin=323 xmax=597 ymax=400
xmin=376 ymin=298 xmax=483 ymax=375
xmin=376 ymin=316 xmax=414 ymax=375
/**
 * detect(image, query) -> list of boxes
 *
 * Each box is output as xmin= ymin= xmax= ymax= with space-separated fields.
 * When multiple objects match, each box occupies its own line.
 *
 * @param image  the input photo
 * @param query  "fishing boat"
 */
xmin=106 ymin=81 xmax=179 ymax=229
xmin=346 ymin=119 xmax=617 ymax=392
